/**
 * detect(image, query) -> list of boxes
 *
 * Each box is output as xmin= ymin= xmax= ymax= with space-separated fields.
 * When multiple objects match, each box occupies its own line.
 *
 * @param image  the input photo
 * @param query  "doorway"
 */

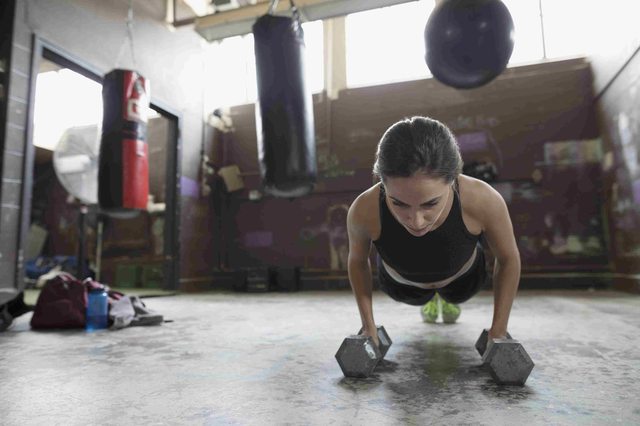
xmin=22 ymin=39 xmax=181 ymax=291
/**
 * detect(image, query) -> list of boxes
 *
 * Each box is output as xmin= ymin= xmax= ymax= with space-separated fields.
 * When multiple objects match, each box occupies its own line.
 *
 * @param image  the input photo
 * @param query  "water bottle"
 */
xmin=86 ymin=288 xmax=108 ymax=331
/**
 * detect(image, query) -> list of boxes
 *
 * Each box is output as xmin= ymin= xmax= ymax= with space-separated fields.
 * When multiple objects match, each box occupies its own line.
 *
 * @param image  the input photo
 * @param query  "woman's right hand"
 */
xmin=362 ymin=326 xmax=380 ymax=348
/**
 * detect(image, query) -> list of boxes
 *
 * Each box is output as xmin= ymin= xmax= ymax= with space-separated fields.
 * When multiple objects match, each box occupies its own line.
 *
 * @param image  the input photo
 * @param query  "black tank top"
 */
xmin=373 ymin=180 xmax=481 ymax=282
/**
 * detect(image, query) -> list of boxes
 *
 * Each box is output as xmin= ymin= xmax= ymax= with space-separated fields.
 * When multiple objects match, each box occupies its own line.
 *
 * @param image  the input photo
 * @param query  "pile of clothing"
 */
xmin=1 ymin=272 xmax=165 ymax=332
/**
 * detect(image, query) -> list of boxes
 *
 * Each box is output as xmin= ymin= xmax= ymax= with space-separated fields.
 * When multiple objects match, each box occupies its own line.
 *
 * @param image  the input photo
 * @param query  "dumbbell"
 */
xmin=335 ymin=325 xmax=392 ymax=378
xmin=475 ymin=328 xmax=534 ymax=386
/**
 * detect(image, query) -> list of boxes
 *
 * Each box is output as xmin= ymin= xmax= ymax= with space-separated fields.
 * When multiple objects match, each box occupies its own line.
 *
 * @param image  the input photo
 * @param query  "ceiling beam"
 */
xmin=193 ymin=0 xmax=419 ymax=42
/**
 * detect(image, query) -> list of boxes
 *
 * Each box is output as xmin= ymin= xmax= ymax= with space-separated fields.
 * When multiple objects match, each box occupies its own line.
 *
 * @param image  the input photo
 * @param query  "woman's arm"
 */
xmin=478 ymin=183 xmax=521 ymax=339
xmin=346 ymin=195 xmax=379 ymax=346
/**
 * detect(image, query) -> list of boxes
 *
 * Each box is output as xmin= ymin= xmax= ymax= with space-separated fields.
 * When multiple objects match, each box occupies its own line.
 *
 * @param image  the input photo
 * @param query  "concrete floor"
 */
xmin=1 ymin=289 xmax=639 ymax=425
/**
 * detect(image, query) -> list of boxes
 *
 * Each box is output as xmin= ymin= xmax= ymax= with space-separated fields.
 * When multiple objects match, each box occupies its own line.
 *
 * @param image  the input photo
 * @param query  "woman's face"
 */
xmin=383 ymin=174 xmax=452 ymax=237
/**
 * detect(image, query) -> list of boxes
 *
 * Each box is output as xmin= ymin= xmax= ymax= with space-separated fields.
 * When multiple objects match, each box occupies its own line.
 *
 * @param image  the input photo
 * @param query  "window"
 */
xmin=303 ymin=20 xmax=324 ymax=95
xmin=345 ymin=1 xmax=436 ymax=88
xmin=204 ymin=20 xmax=324 ymax=111
xmin=33 ymin=68 xmax=103 ymax=150
xmin=502 ymin=0 xmax=544 ymax=64
xmin=205 ymin=34 xmax=256 ymax=110
xmin=540 ymin=0 xmax=600 ymax=60
xmin=344 ymin=0 xmax=596 ymax=89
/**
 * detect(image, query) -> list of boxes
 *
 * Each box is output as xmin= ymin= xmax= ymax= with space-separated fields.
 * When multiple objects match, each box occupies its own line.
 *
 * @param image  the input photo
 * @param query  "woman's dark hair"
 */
xmin=372 ymin=116 xmax=462 ymax=183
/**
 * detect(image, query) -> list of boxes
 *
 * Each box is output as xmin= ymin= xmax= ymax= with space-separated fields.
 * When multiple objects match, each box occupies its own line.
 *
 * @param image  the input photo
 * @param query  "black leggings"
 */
xmin=376 ymin=246 xmax=489 ymax=306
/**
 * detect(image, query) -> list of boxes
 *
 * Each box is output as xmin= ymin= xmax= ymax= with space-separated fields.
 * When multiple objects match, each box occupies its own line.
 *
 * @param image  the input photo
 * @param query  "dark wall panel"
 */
xmin=220 ymin=58 xmax=606 ymax=277
xmin=330 ymin=62 xmax=598 ymax=182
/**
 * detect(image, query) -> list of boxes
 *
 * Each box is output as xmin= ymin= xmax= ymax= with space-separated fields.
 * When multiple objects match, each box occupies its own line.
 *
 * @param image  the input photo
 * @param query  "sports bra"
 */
xmin=373 ymin=180 xmax=481 ymax=282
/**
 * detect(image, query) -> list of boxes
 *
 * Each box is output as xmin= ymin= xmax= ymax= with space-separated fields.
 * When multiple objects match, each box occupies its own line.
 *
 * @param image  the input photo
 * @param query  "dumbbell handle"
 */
xmin=475 ymin=328 xmax=512 ymax=356
xmin=357 ymin=325 xmax=392 ymax=358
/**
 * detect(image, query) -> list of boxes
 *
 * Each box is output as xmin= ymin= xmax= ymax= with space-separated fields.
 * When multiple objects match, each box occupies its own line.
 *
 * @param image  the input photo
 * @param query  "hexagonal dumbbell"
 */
xmin=335 ymin=335 xmax=382 ymax=378
xmin=335 ymin=325 xmax=392 ymax=378
xmin=476 ymin=328 xmax=534 ymax=386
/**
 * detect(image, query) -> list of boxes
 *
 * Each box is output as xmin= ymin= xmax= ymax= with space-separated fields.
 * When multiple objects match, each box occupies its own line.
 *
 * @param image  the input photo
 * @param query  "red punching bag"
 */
xmin=98 ymin=69 xmax=150 ymax=211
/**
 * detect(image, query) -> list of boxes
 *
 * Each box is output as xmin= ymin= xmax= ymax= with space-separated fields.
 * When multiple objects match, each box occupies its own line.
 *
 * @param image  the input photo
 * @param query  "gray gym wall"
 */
xmin=587 ymin=0 xmax=640 ymax=291
xmin=0 ymin=0 xmax=215 ymax=293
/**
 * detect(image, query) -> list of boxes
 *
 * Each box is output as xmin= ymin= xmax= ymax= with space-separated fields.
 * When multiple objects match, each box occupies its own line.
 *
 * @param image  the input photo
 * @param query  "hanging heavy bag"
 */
xmin=253 ymin=0 xmax=317 ymax=198
xmin=99 ymin=69 xmax=150 ymax=210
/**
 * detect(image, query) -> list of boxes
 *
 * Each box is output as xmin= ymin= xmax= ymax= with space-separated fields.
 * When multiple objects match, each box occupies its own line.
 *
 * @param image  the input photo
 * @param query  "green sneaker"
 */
xmin=441 ymin=298 xmax=461 ymax=324
xmin=420 ymin=295 xmax=440 ymax=323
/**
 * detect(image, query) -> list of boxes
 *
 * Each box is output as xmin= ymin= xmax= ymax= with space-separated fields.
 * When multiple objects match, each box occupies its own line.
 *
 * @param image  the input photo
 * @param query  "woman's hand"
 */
xmin=362 ymin=326 xmax=380 ymax=348
xmin=485 ymin=329 xmax=507 ymax=355
xmin=488 ymin=328 xmax=507 ymax=340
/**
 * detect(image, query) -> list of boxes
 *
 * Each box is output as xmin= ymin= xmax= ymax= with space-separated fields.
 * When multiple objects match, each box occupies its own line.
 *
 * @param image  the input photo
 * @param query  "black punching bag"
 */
xmin=425 ymin=0 xmax=515 ymax=89
xmin=253 ymin=6 xmax=316 ymax=198
xmin=98 ymin=69 xmax=150 ymax=211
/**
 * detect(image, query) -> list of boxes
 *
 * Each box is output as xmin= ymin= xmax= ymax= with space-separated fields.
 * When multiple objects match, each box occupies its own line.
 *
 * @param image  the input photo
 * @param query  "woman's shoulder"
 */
xmin=348 ymin=182 xmax=382 ymax=239
xmin=457 ymin=174 xmax=506 ymax=223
